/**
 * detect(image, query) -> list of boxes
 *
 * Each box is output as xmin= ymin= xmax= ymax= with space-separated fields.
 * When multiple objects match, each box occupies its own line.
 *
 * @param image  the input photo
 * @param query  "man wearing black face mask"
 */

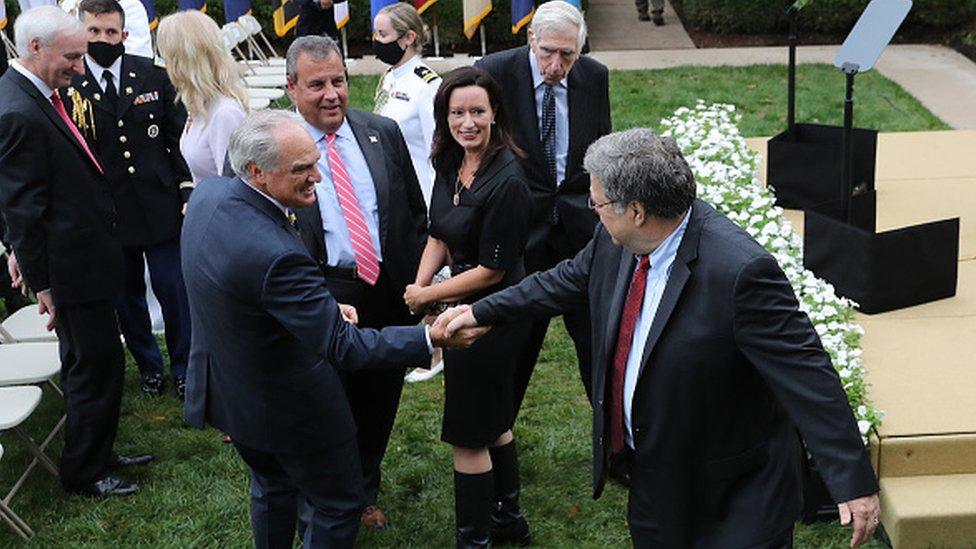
xmin=64 ymin=0 xmax=194 ymax=401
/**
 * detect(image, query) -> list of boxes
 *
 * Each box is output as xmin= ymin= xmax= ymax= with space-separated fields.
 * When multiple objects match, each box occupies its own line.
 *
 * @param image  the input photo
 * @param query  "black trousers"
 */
xmin=515 ymin=308 xmax=592 ymax=416
xmin=233 ymin=438 xmax=364 ymax=549
xmin=517 ymin=240 xmax=594 ymax=416
xmin=54 ymin=300 xmax=125 ymax=491
xmin=324 ymin=267 xmax=413 ymax=505
xmin=115 ymin=238 xmax=191 ymax=379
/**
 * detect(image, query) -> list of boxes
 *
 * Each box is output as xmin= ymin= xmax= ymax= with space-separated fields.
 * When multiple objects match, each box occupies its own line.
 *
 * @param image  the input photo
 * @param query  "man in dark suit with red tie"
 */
xmin=444 ymin=128 xmax=881 ymax=547
xmin=0 ymin=6 xmax=147 ymax=497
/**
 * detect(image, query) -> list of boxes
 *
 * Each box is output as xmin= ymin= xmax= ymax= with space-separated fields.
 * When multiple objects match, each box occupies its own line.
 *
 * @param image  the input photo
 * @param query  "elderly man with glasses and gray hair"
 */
xmin=182 ymin=108 xmax=483 ymax=549
xmin=441 ymin=127 xmax=882 ymax=548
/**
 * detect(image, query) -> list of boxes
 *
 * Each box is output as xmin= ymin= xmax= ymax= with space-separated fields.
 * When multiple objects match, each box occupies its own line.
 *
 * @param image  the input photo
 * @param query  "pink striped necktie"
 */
xmin=50 ymin=91 xmax=103 ymax=174
xmin=326 ymin=133 xmax=380 ymax=286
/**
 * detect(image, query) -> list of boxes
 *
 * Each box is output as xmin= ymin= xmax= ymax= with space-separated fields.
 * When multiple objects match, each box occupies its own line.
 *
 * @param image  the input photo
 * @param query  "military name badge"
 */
xmin=133 ymin=91 xmax=159 ymax=106
xmin=147 ymin=124 xmax=160 ymax=139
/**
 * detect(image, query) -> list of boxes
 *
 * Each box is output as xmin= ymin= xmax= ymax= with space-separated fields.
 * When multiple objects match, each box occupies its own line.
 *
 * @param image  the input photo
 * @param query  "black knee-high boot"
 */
xmin=489 ymin=441 xmax=530 ymax=546
xmin=454 ymin=470 xmax=493 ymax=548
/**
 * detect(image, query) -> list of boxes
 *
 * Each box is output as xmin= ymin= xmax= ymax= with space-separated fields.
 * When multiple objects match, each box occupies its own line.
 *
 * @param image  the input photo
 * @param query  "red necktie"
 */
xmin=610 ymin=255 xmax=651 ymax=454
xmin=326 ymin=134 xmax=380 ymax=285
xmin=50 ymin=91 xmax=103 ymax=174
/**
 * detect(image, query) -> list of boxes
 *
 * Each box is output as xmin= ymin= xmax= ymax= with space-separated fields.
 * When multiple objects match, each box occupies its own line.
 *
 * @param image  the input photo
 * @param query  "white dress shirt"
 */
xmin=85 ymin=54 xmax=122 ymax=94
xmin=624 ymin=210 xmax=692 ymax=448
xmin=10 ymin=59 xmax=54 ymax=99
xmin=304 ymin=119 xmax=384 ymax=268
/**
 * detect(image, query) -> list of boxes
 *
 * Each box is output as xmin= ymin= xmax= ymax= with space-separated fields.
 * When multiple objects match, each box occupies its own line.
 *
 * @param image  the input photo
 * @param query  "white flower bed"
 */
xmin=660 ymin=101 xmax=883 ymax=441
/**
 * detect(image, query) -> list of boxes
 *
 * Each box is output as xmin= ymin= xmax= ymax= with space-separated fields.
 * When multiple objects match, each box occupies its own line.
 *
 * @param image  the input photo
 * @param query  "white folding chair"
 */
xmin=247 ymin=96 xmax=271 ymax=110
xmin=0 ymin=443 xmax=34 ymax=541
xmin=0 ymin=386 xmax=59 ymax=480
xmin=1 ymin=30 xmax=16 ymax=60
xmin=0 ymin=304 xmax=58 ymax=344
xmin=243 ymin=73 xmax=287 ymax=89
xmin=0 ymin=341 xmax=67 ymax=475
xmin=247 ymin=87 xmax=286 ymax=101
xmin=240 ymin=15 xmax=285 ymax=65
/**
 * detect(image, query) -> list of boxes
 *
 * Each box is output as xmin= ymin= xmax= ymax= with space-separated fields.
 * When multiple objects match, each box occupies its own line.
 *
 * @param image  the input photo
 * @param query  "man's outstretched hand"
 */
xmin=838 ymin=493 xmax=881 ymax=548
xmin=429 ymin=305 xmax=489 ymax=349
xmin=444 ymin=305 xmax=479 ymax=338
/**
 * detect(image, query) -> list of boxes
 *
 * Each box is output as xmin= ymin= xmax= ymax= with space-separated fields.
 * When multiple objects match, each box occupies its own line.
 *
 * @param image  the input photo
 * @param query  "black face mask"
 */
xmin=372 ymin=37 xmax=406 ymax=66
xmin=87 ymin=40 xmax=125 ymax=68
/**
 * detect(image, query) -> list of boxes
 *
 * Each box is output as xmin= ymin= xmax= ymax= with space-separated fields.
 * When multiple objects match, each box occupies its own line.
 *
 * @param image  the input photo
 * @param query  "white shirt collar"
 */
xmin=645 ymin=209 xmax=692 ymax=267
xmin=242 ymin=178 xmax=289 ymax=217
xmin=10 ymin=59 xmax=54 ymax=100
xmin=85 ymin=54 xmax=124 ymax=92
xmin=391 ymin=53 xmax=422 ymax=79
xmin=303 ymin=117 xmax=354 ymax=144
xmin=528 ymin=48 xmax=568 ymax=90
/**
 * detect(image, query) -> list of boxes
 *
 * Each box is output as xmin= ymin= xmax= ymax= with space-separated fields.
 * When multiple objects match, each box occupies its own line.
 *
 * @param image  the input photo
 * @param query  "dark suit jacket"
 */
xmin=64 ymin=55 xmax=190 ymax=247
xmin=475 ymin=46 xmax=611 ymax=271
xmin=472 ymin=200 xmax=879 ymax=546
xmin=0 ymin=68 xmax=123 ymax=306
xmin=181 ymin=176 xmax=429 ymax=454
xmin=295 ymin=0 xmax=339 ymax=39
xmin=294 ymin=108 xmax=428 ymax=296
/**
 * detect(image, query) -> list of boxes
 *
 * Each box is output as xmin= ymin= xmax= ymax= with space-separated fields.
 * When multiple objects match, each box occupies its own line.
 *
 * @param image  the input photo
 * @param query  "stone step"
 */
xmin=879 ymin=473 xmax=976 ymax=548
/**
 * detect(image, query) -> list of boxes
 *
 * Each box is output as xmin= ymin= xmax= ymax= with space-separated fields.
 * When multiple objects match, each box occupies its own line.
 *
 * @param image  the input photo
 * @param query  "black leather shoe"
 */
xmin=111 ymin=453 xmax=155 ymax=468
xmin=638 ymin=11 xmax=650 ymax=21
xmin=141 ymin=374 xmax=165 ymax=396
xmin=76 ymin=476 xmax=139 ymax=498
xmin=652 ymin=12 xmax=665 ymax=25
xmin=174 ymin=376 xmax=187 ymax=401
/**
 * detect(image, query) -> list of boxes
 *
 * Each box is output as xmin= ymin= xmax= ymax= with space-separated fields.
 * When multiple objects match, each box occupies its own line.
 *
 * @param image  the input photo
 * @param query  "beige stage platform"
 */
xmin=746 ymin=131 xmax=976 ymax=549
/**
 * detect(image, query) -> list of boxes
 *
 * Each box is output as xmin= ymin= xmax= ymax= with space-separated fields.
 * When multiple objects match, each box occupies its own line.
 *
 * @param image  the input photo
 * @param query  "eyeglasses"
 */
xmin=587 ymin=196 xmax=616 ymax=211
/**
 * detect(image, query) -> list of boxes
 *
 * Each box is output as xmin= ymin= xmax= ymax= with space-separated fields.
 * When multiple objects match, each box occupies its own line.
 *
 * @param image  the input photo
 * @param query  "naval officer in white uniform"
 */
xmin=372 ymin=2 xmax=439 ymax=206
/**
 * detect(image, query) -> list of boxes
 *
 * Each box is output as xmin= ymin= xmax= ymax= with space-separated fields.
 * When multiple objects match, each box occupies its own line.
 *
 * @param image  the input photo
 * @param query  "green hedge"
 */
xmin=675 ymin=0 xmax=976 ymax=34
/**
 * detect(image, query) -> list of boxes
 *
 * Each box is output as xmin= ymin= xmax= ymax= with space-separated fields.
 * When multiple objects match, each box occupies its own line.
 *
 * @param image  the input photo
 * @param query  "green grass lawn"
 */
xmin=343 ymin=63 xmax=947 ymax=136
xmin=0 ymin=62 xmax=934 ymax=547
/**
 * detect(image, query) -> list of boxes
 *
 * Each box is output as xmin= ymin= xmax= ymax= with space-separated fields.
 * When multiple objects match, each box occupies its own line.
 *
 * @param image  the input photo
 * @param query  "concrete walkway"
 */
xmin=347 ymin=44 xmax=976 ymax=130
xmin=585 ymin=0 xmax=694 ymax=51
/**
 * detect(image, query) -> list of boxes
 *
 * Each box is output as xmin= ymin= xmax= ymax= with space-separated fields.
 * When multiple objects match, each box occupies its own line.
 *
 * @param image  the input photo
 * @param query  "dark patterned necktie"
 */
xmin=103 ymin=71 xmax=119 ymax=111
xmin=541 ymin=83 xmax=556 ymax=186
xmin=610 ymin=255 xmax=651 ymax=454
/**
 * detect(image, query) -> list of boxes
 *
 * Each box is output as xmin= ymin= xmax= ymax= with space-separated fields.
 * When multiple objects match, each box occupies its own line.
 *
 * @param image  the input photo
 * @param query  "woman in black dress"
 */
xmin=403 ymin=66 xmax=531 ymax=548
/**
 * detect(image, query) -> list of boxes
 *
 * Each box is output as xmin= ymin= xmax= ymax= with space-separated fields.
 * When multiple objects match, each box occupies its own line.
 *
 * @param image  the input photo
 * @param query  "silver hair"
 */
xmin=286 ymin=35 xmax=344 ymax=81
xmin=583 ymin=128 xmax=696 ymax=219
xmin=529 ymin=0 xmax=587 ymax=52
xmin=14 ymin=5 xmax=85 ymax=59
xmin=228 ymin=110 xmax=305 ymax=182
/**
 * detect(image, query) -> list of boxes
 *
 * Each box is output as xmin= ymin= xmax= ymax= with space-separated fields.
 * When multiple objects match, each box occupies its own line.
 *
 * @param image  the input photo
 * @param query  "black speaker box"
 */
xmin=767 ymin=123 xmax=878 ymax=210
xmin=803 ymin=192 xmax=960 ymax=314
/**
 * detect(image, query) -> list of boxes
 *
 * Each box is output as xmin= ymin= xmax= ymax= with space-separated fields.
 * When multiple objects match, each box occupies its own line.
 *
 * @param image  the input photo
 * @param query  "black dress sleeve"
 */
xmin=477 ymin=172 xmax=530 ymax=271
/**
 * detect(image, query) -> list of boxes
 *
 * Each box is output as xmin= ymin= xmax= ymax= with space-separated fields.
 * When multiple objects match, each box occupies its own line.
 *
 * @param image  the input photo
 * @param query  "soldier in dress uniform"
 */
xmin=65 ymin=0 xmax=193 ymax=398
xmin=372 ymin=2 xmax=445 ymax=385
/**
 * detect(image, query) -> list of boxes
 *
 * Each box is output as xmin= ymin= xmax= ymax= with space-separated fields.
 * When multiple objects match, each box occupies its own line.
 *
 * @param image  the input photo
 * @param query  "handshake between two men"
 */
xmin=338 ymin=302 xmax=488 ymax=350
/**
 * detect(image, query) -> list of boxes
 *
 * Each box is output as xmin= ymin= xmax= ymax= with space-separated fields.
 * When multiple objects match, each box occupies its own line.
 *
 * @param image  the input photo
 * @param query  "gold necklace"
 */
xmin=453 ymin=174 xmax=461 ymax=206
